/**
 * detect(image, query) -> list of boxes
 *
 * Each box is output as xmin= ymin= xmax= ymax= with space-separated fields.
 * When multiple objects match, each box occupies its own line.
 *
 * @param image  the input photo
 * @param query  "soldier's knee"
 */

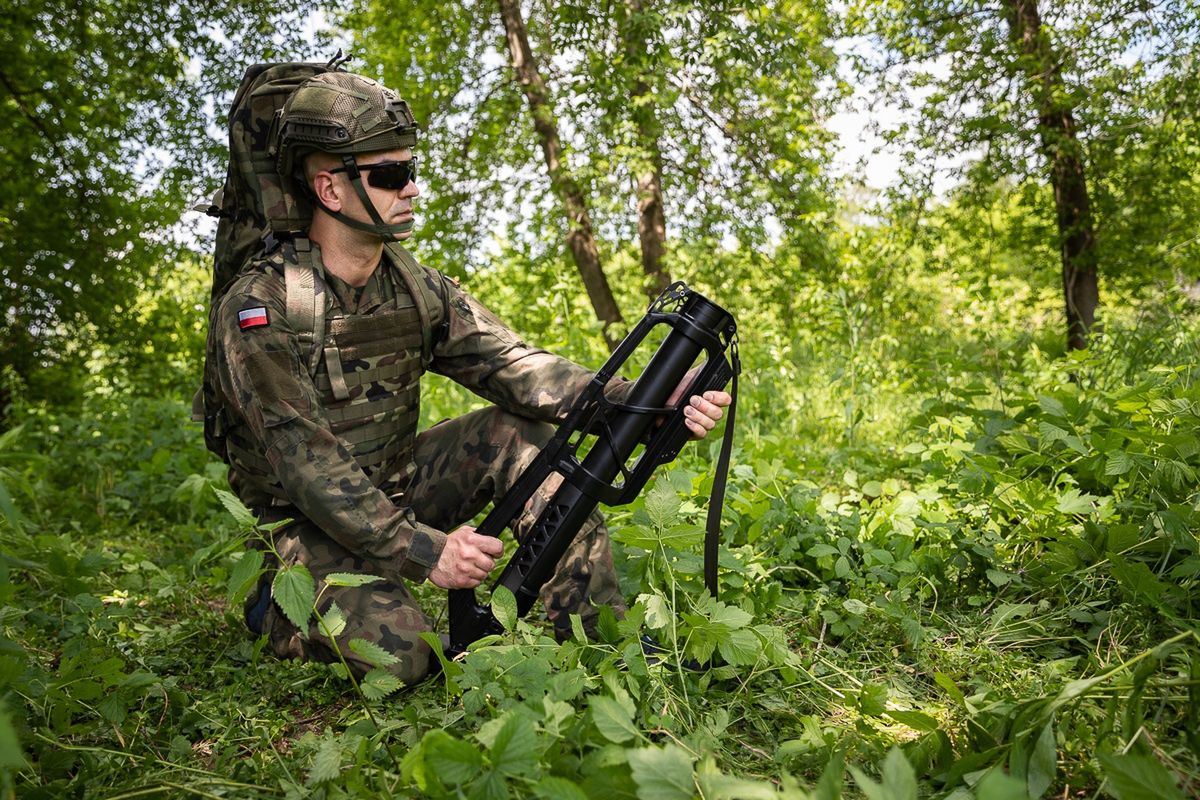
xmin=341 ymin=628 xmax=437 ymax=685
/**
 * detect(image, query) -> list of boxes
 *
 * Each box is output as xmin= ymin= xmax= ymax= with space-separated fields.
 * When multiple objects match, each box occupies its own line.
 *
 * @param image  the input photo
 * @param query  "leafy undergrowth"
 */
xmin=2 ymin=306 xmax=1199 ymax=799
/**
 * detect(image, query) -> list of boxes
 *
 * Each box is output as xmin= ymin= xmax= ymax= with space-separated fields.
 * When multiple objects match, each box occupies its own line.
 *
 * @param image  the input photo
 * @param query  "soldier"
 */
xmin=212 ymin=71 xmax=729 ymax=684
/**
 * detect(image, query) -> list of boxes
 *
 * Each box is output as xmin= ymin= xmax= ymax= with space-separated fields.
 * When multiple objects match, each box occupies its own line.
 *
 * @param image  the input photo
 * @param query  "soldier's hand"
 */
xmin=666 ymin=366 xmax=731 ymax=440
xmin=429 ymin=526 xmax=504 ymax=589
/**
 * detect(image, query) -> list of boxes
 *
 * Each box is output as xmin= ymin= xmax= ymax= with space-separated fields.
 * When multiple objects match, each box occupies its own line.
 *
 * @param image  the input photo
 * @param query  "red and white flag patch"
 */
xmin=238 ymin=307 xmax=270 ymax=330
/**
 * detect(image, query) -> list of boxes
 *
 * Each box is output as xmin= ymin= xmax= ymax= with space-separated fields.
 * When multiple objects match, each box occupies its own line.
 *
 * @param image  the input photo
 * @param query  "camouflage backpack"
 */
xmin=192 ymin=59 xmax=444 ymax=460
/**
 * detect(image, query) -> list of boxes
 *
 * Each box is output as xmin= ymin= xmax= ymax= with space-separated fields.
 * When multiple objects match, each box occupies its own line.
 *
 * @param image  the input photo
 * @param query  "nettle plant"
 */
xmin=911 ymin=362 xmax=1200 ymax=606
xmin=217 ymin=469 xmax=814 ymax=797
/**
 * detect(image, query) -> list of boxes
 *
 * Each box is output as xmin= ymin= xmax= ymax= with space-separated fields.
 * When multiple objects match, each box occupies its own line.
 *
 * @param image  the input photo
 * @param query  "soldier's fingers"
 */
xmin=685 ymin=417 xmax=707 ymax=439
xmin=684 ymin=404 xmax=717 ymax=431
xmin=459 ymin=564 xmax=487 ymax=585
xmin=702 ymin=390 xmax=732 ymax=407
xmin=689 ymin=395 xmax=723 ymax=422
xmin=469 ymin=533 xmax=504 ymax=557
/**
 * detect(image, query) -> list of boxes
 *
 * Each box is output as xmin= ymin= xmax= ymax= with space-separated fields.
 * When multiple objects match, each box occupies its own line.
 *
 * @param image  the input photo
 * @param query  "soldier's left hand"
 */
xmin=666 ymin=367 xmax=731 ymax=440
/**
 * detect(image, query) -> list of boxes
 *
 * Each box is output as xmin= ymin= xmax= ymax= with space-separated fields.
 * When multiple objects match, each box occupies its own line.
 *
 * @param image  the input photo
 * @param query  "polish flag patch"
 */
xmin=238 ymin=307 xmax=270 ymax=330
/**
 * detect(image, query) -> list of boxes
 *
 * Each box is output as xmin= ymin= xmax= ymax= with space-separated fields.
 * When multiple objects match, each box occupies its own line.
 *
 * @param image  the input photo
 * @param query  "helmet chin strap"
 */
xmin=313 ymin=154 xmax=414 ymax=240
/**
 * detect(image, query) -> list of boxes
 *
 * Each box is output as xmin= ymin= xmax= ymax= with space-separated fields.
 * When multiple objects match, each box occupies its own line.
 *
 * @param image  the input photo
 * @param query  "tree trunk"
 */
xmin=623 ymin=0 xmax=671 ymax=299
xmin=1004 ymin=0 xmax=1099 ymax=351
xmin=495 ymin=0 xmax=624 ymax=344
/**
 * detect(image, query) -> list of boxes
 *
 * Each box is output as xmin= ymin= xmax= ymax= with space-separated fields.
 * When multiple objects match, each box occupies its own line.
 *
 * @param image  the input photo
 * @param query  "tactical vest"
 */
xmin=211 ymin=241 xmax=448 ymax=507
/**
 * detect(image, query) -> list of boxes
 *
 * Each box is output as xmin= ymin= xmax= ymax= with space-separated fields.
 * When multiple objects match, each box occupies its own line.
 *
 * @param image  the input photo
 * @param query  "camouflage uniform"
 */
xmin=215 ymin=241 xmax=628 ymax=684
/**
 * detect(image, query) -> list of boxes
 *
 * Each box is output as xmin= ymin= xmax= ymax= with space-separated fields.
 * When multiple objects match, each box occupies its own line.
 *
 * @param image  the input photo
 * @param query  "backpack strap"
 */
xmin=384 ymin=242 xmax=450 ymax=366
xmin=283 ymin=237 xmax=339 ymax=394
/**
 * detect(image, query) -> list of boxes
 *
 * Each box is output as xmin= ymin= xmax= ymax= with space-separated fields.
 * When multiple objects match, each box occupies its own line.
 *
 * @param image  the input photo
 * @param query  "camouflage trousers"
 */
xmin=254 ymin=407 xmax=626 ymax=684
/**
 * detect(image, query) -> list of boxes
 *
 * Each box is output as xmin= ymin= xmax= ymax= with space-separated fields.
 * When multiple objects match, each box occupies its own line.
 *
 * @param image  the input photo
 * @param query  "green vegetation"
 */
xmin=4 ymin=242 xmax=1197 ymax=797
xmin=2 ymin=0 xmax=1198 ymax=797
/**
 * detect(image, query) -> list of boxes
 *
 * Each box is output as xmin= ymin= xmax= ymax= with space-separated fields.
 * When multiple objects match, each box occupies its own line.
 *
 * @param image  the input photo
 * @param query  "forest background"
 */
xmin=2 ymin=0 xmax=1199 ymax=797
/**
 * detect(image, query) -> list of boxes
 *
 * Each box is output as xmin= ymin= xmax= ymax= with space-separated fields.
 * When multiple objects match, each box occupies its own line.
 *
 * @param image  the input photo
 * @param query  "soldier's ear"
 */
xmin=312 ymin=171 xmax=343 ymax=211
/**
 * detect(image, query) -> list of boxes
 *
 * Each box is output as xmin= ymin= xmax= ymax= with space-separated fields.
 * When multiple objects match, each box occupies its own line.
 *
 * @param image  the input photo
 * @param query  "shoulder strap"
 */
xmin=283 ymin=237 xmax=327 ymax=380
xmin=384 ymin=242 xmax=449 ymax=366
xmin=704 ymin=337 xmax=740 ymax=598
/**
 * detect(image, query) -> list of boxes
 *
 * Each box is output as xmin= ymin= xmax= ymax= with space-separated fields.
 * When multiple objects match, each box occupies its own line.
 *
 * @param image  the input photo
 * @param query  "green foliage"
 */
xmin=0 ymin=1 xmax=330 ymax=411
xmin=3 ymin=3 xmax=1199 ymax=798
xmin=344 ymin=0 xmax=839 ymax=289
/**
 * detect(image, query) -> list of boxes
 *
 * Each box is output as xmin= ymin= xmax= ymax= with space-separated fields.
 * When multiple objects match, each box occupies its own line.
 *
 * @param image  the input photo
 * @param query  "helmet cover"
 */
xmin=275 ymin=72 xmax=418 ymax=176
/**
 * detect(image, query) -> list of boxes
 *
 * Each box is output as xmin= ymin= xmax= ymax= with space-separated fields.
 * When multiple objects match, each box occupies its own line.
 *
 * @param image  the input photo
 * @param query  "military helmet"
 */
xmin=273 ymin=71 xmax=420 ymax=240
xmin=274 ymin=71 xmax=418 ymax=177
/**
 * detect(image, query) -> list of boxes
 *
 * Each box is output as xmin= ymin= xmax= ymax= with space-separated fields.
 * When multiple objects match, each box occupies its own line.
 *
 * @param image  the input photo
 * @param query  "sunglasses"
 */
xmin=330 ymin=157 xmax=418 ymax=190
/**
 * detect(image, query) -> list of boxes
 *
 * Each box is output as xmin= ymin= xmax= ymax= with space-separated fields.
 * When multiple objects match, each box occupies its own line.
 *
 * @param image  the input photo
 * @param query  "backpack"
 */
xmin=192 ymin=59 xmax=446 ymax=460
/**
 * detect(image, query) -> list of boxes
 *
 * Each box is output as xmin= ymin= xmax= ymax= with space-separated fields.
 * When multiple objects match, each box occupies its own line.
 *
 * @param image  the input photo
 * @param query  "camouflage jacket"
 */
xmin=214 ymin=243 xmax=628 ymax=584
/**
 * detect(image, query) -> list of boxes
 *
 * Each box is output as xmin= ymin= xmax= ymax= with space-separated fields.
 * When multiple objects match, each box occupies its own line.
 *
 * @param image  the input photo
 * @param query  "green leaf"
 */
xmin=591 ymin=694 xmax=639 ymax=743
xmin=307 ymin=736 xmax=342 ymax=786
xmin=1038 ymin=395 xmax=1068 ymax=419
xmin=360 ymin=668 xmax=403 ymax=700
xmin=857 ymin=683 xmax=889 ymax=717
xmin=323 ymin=572 xmax=384 ymax=588
xmin=628 ymin=744 xmax=695 ymax=800
xmin=885 ymin=709 xmax=939 ymax=732
xmin=813 ymin=749 xmax=845 ymax=800
xmin=1097 ymin=752 xmax=1185 ymax=800
xmin=615 ymin=523 xmax=704 ymax=550
xmin=272 ymin=563 xmax=315 ymax=633
xmin=1109 ymin=556 xmax=1168 ymax=602
xmin=696 ymin=772 xmax=781 ymax=799
xmin=645 ymin=480 xmax=682 ymax=529
xmin=934 ymin=673 xmax=965 ymax=706
xmin=709 ymin=602 xmax=753 ymax=629
xmin=491 ymin=585 xmax=518 ymax=632
xmin=842 ymin=599 xmax=869 ymax=616
xmin=533 ymin=776 xmax=588 ymax=800
xmin=0 ymin=480 xmax=27 ymax=532
xmin=717 ymin=627 xmax=760 ymax=666
xmin=213 ymin=487 xmax=257 ymax=530
xmin=850 ymin=748 xmax=917 ymax=800
xmin=318 ymin=602 xmax=347 ymax=639
xmin=638 ymin=593 xmax=671 ymax=630
xmin=1038 ymin=421 xmax=1069 ymax=444
xmin=472 ymin=770 xmax=508 ymax=800
xmin=422 ymin=730 xmax=482 ymax=786
xmin=489 ymin=712 xmax=538 ymax=777
xmin=1055 ymin=488 xmax=1097 ymax=515
xmin=349 ymin=638 xmax=400 ymax=669
xmin=1104 ymin=451 xmax=1133 ymax=476
xmin=96 ymin=694 xmax=127 ymax=724
xmin=419 ymin=631 xmax=462 ymax=694
xmin=881 ymin=748 xmax=918 ymax=800
xmin=986 ymin=568 xmax=1013 ymax=587
xmin=1027 ymin=719 xmax=1056 ymax=799
xmin=226 ymin=548 xmax=263 ymax=605
xmin=977 ymin=769 xmax=1031 ymax=800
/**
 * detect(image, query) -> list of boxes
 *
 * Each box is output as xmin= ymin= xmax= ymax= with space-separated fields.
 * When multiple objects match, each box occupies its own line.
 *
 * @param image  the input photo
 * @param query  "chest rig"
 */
xmin=221 ymin=239 xmax=448 ymax=505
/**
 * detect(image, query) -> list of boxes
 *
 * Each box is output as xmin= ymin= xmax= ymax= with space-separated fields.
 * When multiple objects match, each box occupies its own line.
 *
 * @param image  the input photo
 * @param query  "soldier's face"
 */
xmin=341 ymin=148 xmax=420 ymax=238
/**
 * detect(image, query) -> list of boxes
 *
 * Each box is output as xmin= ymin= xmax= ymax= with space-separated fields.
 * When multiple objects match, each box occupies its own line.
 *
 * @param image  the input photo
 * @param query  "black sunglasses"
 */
xmin=330 ymin=157 xmax=418 ymax=190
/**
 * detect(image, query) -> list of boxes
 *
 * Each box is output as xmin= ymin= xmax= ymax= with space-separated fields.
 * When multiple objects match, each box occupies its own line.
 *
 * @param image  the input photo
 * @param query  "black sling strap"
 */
xmin=704 ymin=337 xmax=740 ymax=597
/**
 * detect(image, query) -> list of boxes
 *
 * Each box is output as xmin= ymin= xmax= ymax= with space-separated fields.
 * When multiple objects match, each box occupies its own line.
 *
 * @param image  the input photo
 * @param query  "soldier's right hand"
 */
xmin=428 ymin=526 xmax=504 ymax=589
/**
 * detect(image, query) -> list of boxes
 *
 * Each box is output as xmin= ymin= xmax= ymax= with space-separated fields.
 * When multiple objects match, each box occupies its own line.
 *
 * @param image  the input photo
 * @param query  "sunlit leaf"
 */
xmin=491 ymin=585 xmax=517 ymax=632
xmin=628 ymin=744 xmax=695 ymax=800
xmin=349 ymin=638 xmax=400 ymax=669
xmin=360 ymin=668 xmax=403 ymax=701
xmin=272 ymin=563 xmax=315 ymax=634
